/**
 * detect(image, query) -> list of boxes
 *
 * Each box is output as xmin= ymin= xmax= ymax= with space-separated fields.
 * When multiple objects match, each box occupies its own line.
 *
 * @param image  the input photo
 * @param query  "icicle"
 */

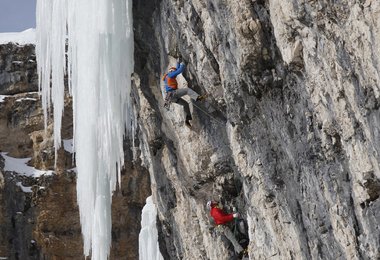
xmin=139 ymin=197 xmax=164 ymax=260
xmin=35 ymin=0 xmax=52 ymax=132
xmin=36 ymin=0 xmax=134 ymax=259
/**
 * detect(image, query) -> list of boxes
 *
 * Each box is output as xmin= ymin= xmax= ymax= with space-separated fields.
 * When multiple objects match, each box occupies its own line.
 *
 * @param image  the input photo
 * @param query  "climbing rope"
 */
xmin=191 ymin=101 xmax=226 ymax=126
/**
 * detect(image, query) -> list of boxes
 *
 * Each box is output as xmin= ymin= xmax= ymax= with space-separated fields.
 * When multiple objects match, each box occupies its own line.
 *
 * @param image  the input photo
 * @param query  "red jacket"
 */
xmin=210 ymin=206 xmax=234 ymax=225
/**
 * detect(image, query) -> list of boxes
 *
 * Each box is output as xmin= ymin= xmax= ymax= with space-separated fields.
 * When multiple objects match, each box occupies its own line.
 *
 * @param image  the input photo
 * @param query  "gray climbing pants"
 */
xmin=216 ymin=225 xmax=244 ymax=254
xmin=172 ymin=87 xmax=200 ymax=101
xmin=170 ymin=88 xmax=200 ymax=119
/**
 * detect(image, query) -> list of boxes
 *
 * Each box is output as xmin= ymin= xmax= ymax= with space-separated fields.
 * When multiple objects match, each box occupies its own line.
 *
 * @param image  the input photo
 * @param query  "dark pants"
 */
xmin=174 ymin=98 xmax=191 ymax=120
xmin=216 ymin=225 xmax=244 ymax=254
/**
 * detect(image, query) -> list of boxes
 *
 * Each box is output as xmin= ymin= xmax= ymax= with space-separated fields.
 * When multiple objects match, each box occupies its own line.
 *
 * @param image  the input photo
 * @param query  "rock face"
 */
xmin=0 ymin=44 xmax=38 ymax=95
xmin=0 ymin=44 xmax=151 ymax=259
xmin=132 ymin=0 xmax=380 ymax=259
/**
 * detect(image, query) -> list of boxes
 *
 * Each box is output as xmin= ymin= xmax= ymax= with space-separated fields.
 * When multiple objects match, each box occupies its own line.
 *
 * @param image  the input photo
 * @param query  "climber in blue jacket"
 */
xmin=162 ymin=61 xmax=206 ymax=128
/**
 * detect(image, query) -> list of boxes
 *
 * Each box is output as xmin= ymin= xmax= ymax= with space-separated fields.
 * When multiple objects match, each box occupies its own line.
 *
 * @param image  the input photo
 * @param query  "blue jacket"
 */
xmin=164 ymin=62 xmax=185 ymax=92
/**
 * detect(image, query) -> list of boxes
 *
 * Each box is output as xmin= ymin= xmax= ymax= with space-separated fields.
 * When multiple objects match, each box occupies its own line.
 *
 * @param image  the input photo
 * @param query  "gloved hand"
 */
xmin=233 ymin=213 xmax=239 ymax=218
xmin=177 ymin=55 xmax=182 ymax=63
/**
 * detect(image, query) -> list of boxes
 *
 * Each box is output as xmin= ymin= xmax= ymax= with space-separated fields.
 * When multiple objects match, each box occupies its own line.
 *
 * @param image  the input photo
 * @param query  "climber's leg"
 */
xmin=221 ymin=225 xmax=244 ymax=254
xmin=174 ymin=98 xmax=192 ymax=128
xmin=174 ymin=87 xmax=199 ymax=100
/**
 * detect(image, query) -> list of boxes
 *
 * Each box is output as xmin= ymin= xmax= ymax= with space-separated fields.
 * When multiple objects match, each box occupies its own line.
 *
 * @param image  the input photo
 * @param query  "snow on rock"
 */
xmin=15 ymin=97 xmax=38 ymax=102
xmin=0 ymin=28 xmax=36 ymax=45
xmin=16 ymin=182 xmax=33 ymax=193
xmin=139 ymin=196 xmax=164 ymax=260
xmin=1 ymin=152 xmax=53 ymax=178
xmin=0 ymin=95 xmax=9 ymax=103
xmin=63 ymin=139 xmax=74 ymax=153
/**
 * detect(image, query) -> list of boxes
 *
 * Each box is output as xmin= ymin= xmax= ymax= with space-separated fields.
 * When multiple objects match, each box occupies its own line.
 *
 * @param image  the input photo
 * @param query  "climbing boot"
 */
xmin=185 ymin=120 xmax=192 ymax=129
xmin=196 ymin=94 xmax=207 ymax=102
xmin=185 ymin=115 xmax=193 ymax=129
xmin=238 ymin=248 xmax=249 ymax=259
xmin=185 ymin=115 xmax=192 ymax=129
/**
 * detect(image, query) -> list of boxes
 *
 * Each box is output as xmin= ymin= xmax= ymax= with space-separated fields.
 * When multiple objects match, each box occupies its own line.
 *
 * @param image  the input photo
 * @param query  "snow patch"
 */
xmin=0 ymin=28 xmax=36 ymax=45
xmin=63 ymin=139 xmax=74 ymax=153
xmin=68 ymin=167 xmax=77 ymax=173
xmin=0 ymin=95 xmax=9 ymax=103
xmin=15 ymin=97 xmax=37 ymax=102
xmin=1 ymin=152 xmax=53 ymax=177
xmin=16 ymin=182 xmax=33 ymax=193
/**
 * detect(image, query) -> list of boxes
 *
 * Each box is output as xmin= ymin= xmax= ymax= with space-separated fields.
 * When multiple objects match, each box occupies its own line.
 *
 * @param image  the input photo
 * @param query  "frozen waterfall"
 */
xmin=139 ymin=196 xmax=164 ymax=260
xmin=36 ymin=0 xmax=134 ymax=259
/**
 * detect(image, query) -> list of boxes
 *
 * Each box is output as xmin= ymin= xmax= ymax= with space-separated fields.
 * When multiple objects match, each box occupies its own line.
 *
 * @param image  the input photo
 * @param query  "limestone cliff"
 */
xmin=132 ymin=0 xmax=380 ymax=259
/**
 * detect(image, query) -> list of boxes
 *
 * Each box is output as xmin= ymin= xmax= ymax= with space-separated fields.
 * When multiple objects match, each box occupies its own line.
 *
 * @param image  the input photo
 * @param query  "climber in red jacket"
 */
xmin=208 ymin=201 xmax=238 ymax=225
xmin=207 ymin=201 xmax=244 ymax=255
